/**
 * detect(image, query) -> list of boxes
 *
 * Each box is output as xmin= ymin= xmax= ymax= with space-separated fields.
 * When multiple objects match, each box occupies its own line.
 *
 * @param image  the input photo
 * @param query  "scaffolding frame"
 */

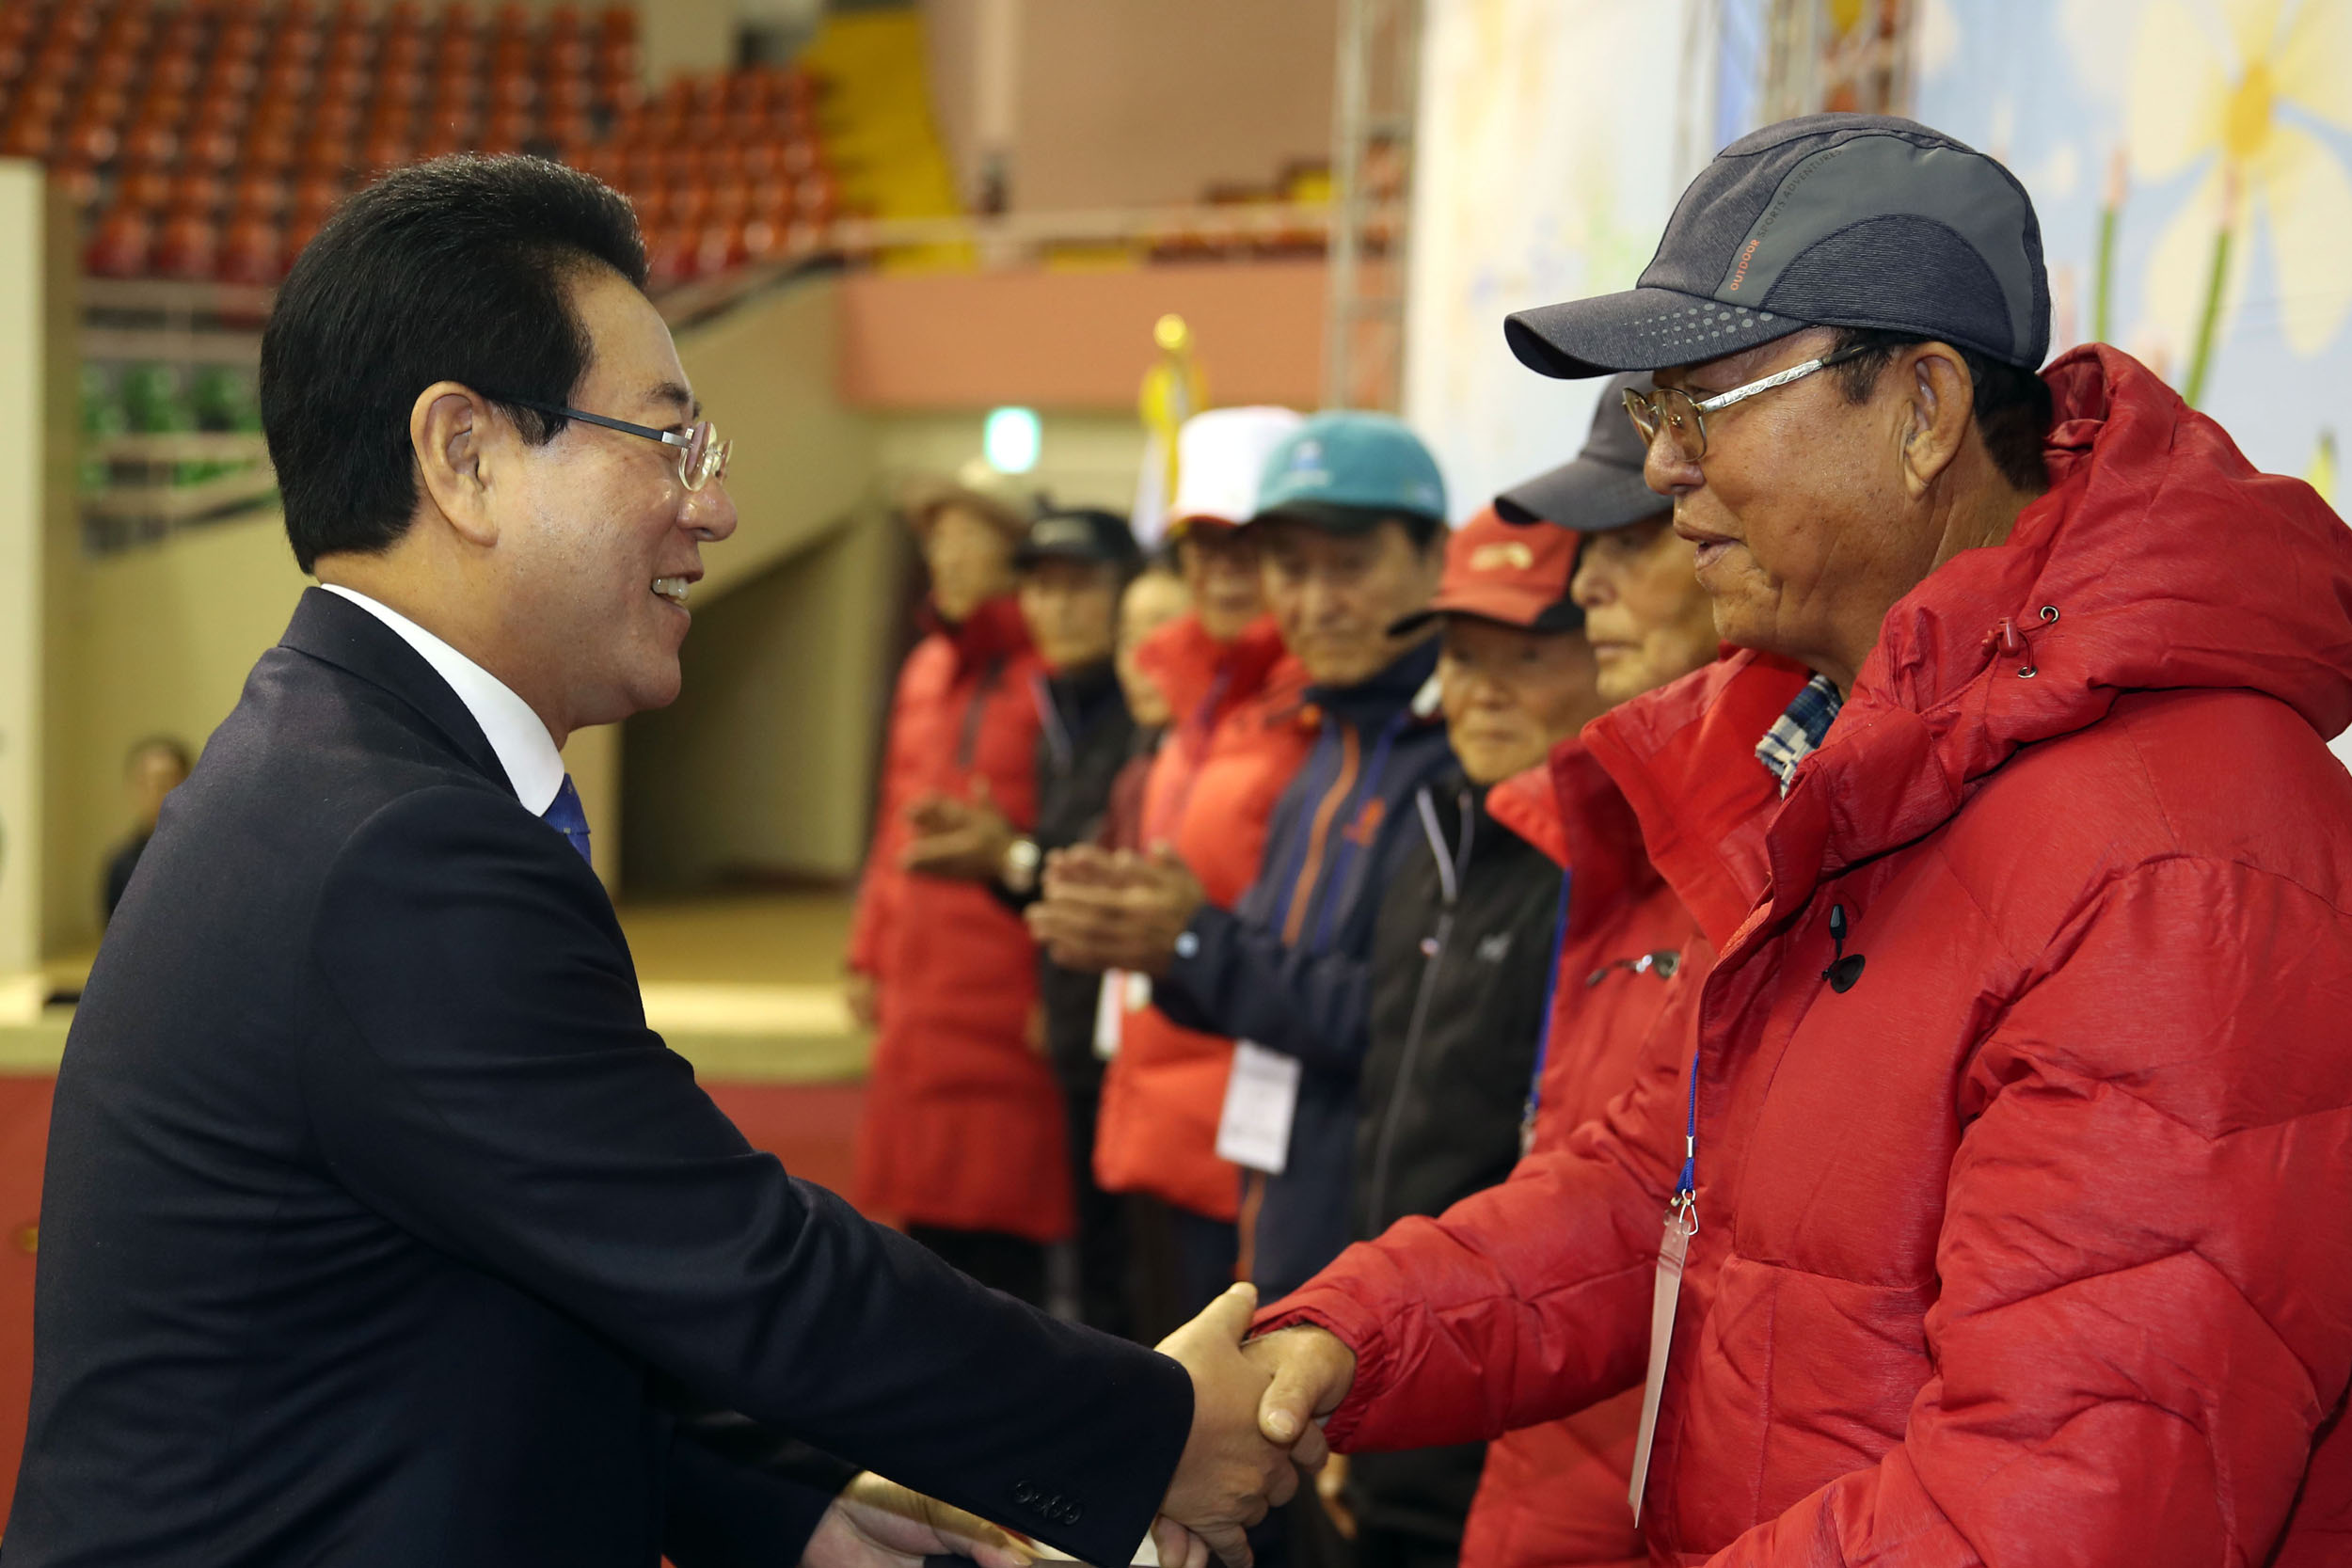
xmin=1323 ymin=0 xmax=1423 ymax=412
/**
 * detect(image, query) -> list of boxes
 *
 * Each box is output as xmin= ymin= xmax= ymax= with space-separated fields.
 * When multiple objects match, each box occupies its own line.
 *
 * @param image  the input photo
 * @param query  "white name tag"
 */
xmin=1091 ymin=971 xmax=1153 ymax=1061
xmin=1628 ymin=1199 xmax=1696 ymax=1525
xmin=1093 ymin=971 xmax=1127 ymax=1061
xmin=1215 ymin=1040 xmax=1300 ymax=1175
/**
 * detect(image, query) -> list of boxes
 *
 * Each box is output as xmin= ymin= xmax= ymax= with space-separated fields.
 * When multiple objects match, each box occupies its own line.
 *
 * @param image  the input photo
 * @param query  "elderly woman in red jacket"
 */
xmin=849 ymin=471 xmax=1067 ymax=1305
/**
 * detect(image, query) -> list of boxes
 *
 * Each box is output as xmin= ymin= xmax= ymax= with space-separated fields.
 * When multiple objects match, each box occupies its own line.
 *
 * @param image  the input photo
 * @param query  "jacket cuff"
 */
xmin=1250 ymin=1285 xmax=1395 ymax=1452
xmin=1158 ymin=903 xmax=1239 ymax=1034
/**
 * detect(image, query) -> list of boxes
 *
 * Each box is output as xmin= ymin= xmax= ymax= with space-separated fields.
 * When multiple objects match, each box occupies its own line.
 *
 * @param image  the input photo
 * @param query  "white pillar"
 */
xmin=0 ymin=162 xmax=48 ymax=976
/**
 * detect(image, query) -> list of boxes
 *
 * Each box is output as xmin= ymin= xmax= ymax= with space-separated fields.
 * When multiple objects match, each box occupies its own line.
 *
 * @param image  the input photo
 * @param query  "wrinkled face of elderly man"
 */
xmin=1632 ymin=327 xmax=2051 ymax=695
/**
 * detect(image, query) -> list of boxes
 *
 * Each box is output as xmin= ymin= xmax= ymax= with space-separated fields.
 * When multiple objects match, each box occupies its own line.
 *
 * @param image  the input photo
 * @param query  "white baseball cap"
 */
xmin=1169 ymin=406 xmax=1306 ymax=535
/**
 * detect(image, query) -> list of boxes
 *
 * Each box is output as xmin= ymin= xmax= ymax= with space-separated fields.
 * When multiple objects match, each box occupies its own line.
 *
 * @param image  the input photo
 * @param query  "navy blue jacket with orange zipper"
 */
xmin=1153 ymin=638 xmax=1454 ymax=1298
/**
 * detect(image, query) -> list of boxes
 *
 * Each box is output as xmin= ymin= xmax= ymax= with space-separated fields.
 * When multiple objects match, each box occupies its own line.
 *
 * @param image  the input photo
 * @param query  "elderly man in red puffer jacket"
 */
xmin=1226 ymin=114 xmax=2352 ymax=1568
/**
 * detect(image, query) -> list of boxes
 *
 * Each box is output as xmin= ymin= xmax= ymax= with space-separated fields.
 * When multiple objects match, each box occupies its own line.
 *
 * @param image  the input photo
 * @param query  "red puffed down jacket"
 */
xmin=1093 ymin=612 xmax=1311 ymax=1221
xmin=850 ymin=595 xmax=1071 ymax=1243
xmin=1463 ymin=672 xmax=1802 ymax=1568
xmin=1261 ymin=348 xmax=2352 ymax=1565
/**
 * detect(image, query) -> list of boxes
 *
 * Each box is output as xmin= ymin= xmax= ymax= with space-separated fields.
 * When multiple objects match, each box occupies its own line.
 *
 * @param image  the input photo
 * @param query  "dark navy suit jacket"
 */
xmin=5 ymin=589 xmax=1190 ymax=1567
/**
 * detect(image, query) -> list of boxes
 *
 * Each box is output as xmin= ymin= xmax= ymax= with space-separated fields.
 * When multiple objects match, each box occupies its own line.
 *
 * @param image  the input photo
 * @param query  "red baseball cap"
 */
xmin=1390 ymin=505 xmax=1582 ymax=636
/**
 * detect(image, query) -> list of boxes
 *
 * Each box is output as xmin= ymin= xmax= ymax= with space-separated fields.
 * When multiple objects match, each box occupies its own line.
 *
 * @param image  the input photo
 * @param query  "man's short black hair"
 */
xmin=1827 ymin=326 xmax=2053 ymax=495
xmin=261 ymin=154 xmax=648 ymax=574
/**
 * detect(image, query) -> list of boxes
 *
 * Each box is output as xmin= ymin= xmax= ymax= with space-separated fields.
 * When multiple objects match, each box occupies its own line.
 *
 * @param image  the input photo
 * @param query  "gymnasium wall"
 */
xmin=30 ymin=271 xmax=886 ymax=958
xmin=922 ymin=0 xmax=1339 ymax=212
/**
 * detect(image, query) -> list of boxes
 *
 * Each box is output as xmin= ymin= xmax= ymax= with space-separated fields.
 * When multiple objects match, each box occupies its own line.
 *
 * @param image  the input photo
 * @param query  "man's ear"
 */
xmin=409 ymin=381 xmax=501 ymax=548
xmin=1897 ymin=343 xmax=1974 ymax=499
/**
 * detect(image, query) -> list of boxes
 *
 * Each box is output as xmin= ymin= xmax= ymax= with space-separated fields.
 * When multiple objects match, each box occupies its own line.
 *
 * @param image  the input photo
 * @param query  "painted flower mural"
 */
xmin=2129 ymin=0 xmax=2352 ymax=399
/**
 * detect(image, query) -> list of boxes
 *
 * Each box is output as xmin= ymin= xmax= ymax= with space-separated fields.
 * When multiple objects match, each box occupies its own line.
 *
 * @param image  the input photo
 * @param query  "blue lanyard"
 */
xmin=1677 ymin=1042 xmax=1698 ymax=1201
xmin=1518 ymin=869 xmax=1576 ymax=1133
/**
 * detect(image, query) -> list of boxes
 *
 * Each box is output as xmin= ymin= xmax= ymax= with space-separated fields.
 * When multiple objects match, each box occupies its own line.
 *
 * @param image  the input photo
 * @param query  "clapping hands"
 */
xmin=900 ymin=784 xmax=1017 ymax=883
xmin=1025 ymin=846 xmax=1206 ymax=978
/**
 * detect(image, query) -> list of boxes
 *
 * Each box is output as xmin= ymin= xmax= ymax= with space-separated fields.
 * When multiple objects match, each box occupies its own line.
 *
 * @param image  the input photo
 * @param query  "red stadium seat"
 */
xmin=85 ymin=207 xmax=155 ymax=277
xmin=218 ymin=212 xmax=286 ymax=284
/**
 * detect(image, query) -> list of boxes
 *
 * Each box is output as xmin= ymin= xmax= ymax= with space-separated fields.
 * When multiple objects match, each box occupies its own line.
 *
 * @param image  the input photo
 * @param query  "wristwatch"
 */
xmin=1000 ymin=836 xmax=1041 ymax=895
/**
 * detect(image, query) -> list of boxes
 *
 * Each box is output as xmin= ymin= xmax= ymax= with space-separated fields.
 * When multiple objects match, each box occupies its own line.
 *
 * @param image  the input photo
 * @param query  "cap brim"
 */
xmin=1390 ymin=590 xmax=1584 ymax=638
xmin=1504 ymin=287 xmax=1804 ymax=379
xmin=1248 ymin=500 xmax=1415 ymax=536
xmin=1496 ymin=455 xmax=1671 ymax=532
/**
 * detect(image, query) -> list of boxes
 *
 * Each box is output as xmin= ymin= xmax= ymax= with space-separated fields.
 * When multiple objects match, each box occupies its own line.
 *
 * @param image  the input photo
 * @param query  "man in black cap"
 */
xmin=905 ymin=507 xmax=1149 ymax=1337
xmin=1228 ymin=113 xmax=2352 ymax=1566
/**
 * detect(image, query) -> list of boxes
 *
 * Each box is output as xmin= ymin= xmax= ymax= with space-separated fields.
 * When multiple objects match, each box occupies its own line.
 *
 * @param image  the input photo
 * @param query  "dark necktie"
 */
xmin=542 ymin=774 xmax=593 ymax=867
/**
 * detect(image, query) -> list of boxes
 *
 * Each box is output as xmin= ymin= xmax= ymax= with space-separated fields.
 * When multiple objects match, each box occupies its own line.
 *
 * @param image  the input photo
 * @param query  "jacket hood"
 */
xmin=923 ymin=594 xmax=1033 ymax=672
xmin=1801 ymin=345 xmax=2352 ymax=886
xmin=1134 ymin=612 xmax=1293 ymax=724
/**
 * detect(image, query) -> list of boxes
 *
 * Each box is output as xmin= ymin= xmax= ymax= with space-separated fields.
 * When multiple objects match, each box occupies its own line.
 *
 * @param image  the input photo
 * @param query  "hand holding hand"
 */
xmin=802 ymin=1471 xmax=1035 ymax=1568
xmin=901 ymin=783 xmax=1017 ymax=882
xmin=1155 ymin=1285 xmax=1306 ymax=1568
xmin=1245 ymin=1326 xmax=1357 ymax=1451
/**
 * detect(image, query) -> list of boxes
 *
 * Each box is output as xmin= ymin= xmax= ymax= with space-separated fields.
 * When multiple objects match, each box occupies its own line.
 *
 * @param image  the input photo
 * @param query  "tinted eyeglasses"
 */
xmin=487 ymin=392 xmax=732 ymax=492
xmin=1622 ymin=343 xmax=1872 ymax=464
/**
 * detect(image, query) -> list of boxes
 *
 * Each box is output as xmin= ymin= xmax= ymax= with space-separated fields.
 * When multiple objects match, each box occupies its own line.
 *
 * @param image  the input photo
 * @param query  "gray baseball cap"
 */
xmin=1505 ymin=114 xmax=2050 ymax=380
xmin=1495 ymin=373 xmax=1671 ymax=531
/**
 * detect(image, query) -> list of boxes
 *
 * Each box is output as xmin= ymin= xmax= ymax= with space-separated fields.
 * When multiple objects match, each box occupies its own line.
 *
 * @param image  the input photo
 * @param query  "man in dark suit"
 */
xmin=5 ymin=156 xmax=1313 ymax=1568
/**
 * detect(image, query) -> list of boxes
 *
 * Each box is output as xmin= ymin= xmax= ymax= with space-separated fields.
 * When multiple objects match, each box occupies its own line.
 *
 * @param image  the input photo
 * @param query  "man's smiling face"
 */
xmin=498 ymin=266 xmax=738 ymax=730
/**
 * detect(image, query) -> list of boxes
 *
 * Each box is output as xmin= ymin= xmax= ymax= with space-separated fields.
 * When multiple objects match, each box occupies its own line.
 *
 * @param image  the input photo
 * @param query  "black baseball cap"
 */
xmin=1014 ymin=507 xmax=1141 ymax=570
xmin=1495 ymin=372 xmax=1671 ymax=532
xmin=1504 ymin=114 xmax=2050 ymax=380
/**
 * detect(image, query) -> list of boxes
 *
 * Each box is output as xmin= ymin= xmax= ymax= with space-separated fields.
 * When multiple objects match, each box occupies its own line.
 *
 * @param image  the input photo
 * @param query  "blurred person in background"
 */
xmin=849 ymin=472 xmax=1070 ymax=1307
xmin=1089 ymin=407 xmax=1314 ymax=1331
xmin=1028 ymin=411 xmax=1454 ymax=1307
xmin=902 ymin=507 xmax=1144 ymax=1333
xmin=1323 ymin=504 xmax=1608 ymax=1568
xmin=1424 ymin=385 xmax=1757 ymax=1568
xmin=103 ymin=736 xmax=193 ymax=925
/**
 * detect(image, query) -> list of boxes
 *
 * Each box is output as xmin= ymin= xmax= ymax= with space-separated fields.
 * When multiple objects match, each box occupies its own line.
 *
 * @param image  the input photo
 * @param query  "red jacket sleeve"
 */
xmin=846 ymin=657 xmax=923 ymax=978
xmin=1255 ymin=958 xmax=1704 ymax=1450
xmin=1710 ymin=858 xmax=2352 ymax=1566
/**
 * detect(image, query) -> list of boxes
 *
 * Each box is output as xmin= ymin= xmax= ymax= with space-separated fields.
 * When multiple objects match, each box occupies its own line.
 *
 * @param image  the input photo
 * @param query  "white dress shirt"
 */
xmin=321 ymin=585 xmax=567 ymax=815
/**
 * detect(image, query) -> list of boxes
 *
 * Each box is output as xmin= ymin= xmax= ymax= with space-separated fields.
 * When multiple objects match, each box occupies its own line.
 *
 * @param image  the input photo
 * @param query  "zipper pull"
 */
xmin=1820 ymin=903 xmax=1866 ymax=993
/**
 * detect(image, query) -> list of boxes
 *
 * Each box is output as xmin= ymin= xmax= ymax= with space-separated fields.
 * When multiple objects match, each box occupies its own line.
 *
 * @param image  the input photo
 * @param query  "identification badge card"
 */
xmin=1215 ymin=1040 xmax=1300 ymax=1175
xmin=1092 ymin=972 xmax=1153 ymax=1061
xmin=1093 ymin=971 xmax=1129 ymax=1061
xmin=1628 ymin=1198 xmax=1696 ymax=1524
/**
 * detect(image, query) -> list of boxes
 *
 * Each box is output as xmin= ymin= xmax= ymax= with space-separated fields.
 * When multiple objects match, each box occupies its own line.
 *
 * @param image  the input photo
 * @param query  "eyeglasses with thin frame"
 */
xmin=1622 ymin=343 xmax=1872 ymax=464
xmin=485 ymin=391 xmax=732 ymax=492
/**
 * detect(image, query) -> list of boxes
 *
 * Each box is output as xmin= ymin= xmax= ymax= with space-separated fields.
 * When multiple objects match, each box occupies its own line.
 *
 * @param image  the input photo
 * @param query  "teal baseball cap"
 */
xmin=1249 ymin=411 xmax=1448 ymax=532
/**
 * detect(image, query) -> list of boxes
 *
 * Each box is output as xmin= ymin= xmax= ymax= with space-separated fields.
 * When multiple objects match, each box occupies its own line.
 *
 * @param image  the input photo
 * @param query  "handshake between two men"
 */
xmin=862 ymin=1287 xmax=1363 ymax=1568
xmin=1144 ymin=1288 xmax=1363 ymax=1568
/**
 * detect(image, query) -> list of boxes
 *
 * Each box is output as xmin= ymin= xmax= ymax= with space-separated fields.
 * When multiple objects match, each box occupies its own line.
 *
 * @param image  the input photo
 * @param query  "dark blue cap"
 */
xmin=1505 ymin=114 xmax=2050 ymax=379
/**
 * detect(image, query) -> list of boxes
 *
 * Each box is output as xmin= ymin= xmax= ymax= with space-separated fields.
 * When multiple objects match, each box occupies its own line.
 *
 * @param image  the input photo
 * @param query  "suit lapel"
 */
xmin=278 ymin=587 xmax=517 ymax=799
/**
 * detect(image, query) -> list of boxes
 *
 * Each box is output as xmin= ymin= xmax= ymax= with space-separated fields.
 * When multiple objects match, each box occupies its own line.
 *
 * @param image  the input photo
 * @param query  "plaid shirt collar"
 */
xmin=1755 ymin=673 xmax=1843 ymax=796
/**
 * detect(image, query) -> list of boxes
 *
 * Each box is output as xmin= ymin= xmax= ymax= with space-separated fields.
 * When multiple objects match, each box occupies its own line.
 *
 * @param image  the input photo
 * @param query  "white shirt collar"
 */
xmin=321 ymin=585 xmax=567 ymax=815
